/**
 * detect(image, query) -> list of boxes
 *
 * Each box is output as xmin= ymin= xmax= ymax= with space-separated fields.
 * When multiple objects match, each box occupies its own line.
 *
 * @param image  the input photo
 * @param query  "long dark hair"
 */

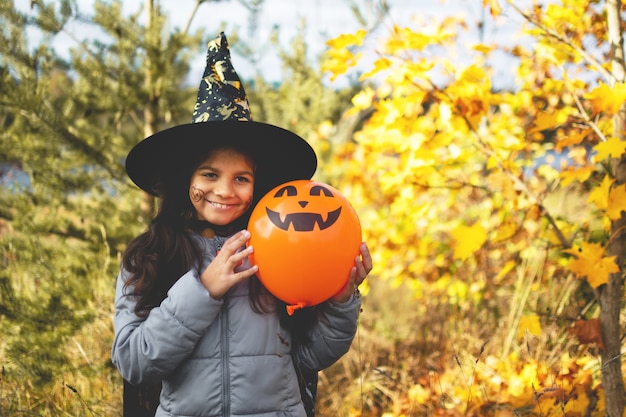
xmin=121 ymin=145 xmax=317 ymax=344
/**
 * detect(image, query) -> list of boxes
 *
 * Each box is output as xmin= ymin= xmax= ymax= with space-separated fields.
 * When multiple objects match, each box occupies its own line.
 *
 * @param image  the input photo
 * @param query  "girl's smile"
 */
xmin=189 ymin=148 xmax=255 ymax=226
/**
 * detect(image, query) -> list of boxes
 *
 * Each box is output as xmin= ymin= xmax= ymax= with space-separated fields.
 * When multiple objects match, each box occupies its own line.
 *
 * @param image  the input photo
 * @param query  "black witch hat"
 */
xmin=125 ymin=32 xmax=317 ymax=197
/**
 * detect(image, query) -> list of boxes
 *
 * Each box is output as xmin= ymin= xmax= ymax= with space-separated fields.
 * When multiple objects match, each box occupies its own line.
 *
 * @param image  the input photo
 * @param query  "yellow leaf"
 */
xmin=493 ymin=221 xmax=517 ymax=242
xmin=483 ymin=0 xmax=502 ymax=17
xmin=588 ymin=174 xmax=612 ymax=210
xmin=322 ymin=49 xmax=363 ymax=81
xmin=351 ymin=87 xmax=376 ymax=111
xmin=496 ymin=260 xmax=517 ymax=283
xmin=559 ymin=166 xmax=594 ymax=187
xmin=323 ymin=30 xmax=368 ymax=81
xmin=451 ymin=223 xmax=487 ymax=260
xmin=408 ymin=384 xmax=430 ymax=405
xmin=472 ymin=43 xmax=495 ymax=54
xmin=564 ymin=242 xmax=619 ymax=288
xmin=555 ymin=128 xmax=591 ymax=151
xmin=607 ymin=184 xmax=626 ymax=220
xmin=594 ymin=137 xmax=626 ymax=161
xmin=528 ymin=111 xmax=559 ymax=134
xmin=325 ymin=30 xmax=367 ymax=49
xmin=518 ymin=314 xmax=542 ymax=339
xmin=391 ymin=25 xmax=456 ymax=53
xmin=584 ymin=81 xmax=626 ymax=115
xmin=360 ymin=57 xmax=392 ymax=80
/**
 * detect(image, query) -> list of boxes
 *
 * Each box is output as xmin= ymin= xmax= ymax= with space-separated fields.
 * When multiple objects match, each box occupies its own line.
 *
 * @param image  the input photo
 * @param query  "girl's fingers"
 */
xmin=230 ymin=245 xmax=254 ymax=268
xmin=349 ymin=265 xmax=357 ymax=283
xmin=222 ymin=229 xmax=251 ymax=254
xmin=233 ymin=264 xmax=258 ymax=282
xmin=351 ymin=242 xmax=373 ymax=285
xmin=200 ymin=230 xmax=256 ymax=299
xmin=355 ymin=258 xmax=367 ymax=283
xmin=359 ymin=242 xmax=373 ymax=274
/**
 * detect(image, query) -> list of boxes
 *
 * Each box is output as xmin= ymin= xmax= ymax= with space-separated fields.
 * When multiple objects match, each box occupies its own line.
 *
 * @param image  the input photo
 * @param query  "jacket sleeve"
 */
xmin=111 ymin=268 xmax=223 ymax=384
xmin=294 ymin=294 xmax=361 ymax=372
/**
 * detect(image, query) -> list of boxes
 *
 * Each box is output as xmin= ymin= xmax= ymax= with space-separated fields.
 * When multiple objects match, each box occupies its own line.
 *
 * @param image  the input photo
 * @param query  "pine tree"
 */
xmin=0 ymin=0 xmax=200 ymax=405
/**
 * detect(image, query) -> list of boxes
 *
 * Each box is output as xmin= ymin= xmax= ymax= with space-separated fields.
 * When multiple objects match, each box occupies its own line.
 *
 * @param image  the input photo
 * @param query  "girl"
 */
xmin=112 ymin=33 xmax=372 ymax=417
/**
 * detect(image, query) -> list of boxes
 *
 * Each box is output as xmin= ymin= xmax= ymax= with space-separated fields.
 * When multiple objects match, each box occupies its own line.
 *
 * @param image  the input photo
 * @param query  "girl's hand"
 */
xmin=332 ymin=242 xmax=373 ymax=303
xmin=200 ymin=230 xmax=258 ymax=300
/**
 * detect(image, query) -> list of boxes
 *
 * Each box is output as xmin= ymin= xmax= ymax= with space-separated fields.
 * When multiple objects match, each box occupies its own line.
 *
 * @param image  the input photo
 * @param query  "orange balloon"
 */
xmin=248 ymin=180 xmax=362 ymax=314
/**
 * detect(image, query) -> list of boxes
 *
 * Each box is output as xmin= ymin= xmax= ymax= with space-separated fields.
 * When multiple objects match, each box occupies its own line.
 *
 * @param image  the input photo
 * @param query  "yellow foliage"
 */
xmin=518 ymin=314 xmax=542 ymax=340
xmin=482 ymin=0 xmax=501 ymax=17
xmin=387 ymin=24 xmax=457 ymax=54
xmin=359 ymin=57 xmax=392 ymax=80
xmin=564 ymin=241 xmax=619 ymax=288
xmin=322 ymin=30 xmax=367 ymax=80
xmin=451 ymin=223 xmax=487 ymax=261
xmin=584 ymin=82 xmax=626 ymax=115
xmin=541 ymin=1 xmax=590 ymax=47
xmin=588 ymin=174 xmax=612 ymax=211
xmin=607 ymin=183 xmax=626 ymax=220
xmin=493 ymin=221 xmax=517 ymax=243
xmin=556 ymin=127 xmax=592 ymax=151
xmin=593 ymin=136 xmax=626 ymax=161
xmin=325 ymin=29 xmax=367 ymax=49
xmin=559 ymin=166 xmax=594 ymax=187
xmin=322 ymin=48 xmax=363 ymax=81
xmin=351 ymin=87 xmax=376 ymax=111
xmin=528 ymin=111 xmax=559 ymax=134
xmin=495 ymin=260 xmax=517 ymax=283
xmin=315 ymin=1 xmax=625 ymax=415
xmin=472 ymin=43 xmax=495 ymax=54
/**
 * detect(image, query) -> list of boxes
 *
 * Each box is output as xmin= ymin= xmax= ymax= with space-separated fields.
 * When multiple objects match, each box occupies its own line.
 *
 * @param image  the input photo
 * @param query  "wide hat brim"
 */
xmin=125 ymin=120 xmax=318 ymax=196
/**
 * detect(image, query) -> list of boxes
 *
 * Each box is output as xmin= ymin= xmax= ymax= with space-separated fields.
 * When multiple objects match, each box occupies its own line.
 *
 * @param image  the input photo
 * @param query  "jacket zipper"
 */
xmin=221 ymin=298 xmax=230 ymax=416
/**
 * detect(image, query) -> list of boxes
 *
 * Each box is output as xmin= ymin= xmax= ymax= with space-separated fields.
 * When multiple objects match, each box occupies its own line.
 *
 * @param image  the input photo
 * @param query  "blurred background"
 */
xmin=1 ymin=0 xmax=624 ymax=415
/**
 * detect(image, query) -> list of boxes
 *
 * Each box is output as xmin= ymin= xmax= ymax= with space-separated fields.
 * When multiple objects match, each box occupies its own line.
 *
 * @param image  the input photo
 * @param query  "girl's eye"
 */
xmin=236 ymin=176 xmax=251 ymax=183
xmin=202 ymin=172 xmax=218 ymax=178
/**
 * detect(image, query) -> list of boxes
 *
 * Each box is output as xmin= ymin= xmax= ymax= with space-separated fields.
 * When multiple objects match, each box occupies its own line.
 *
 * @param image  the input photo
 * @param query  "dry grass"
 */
xmin=316 ymin=242 xmax=606 ymax=416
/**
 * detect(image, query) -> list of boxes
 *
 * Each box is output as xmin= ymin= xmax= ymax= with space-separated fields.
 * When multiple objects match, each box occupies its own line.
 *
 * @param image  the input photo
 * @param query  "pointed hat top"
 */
xmin=192 ymin=33 xmax=251 ymax=123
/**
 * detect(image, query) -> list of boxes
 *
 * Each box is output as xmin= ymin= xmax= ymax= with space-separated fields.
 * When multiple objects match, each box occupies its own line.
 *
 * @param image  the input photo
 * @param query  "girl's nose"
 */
xmin=214 ymin=179 xmax=234 ymax=197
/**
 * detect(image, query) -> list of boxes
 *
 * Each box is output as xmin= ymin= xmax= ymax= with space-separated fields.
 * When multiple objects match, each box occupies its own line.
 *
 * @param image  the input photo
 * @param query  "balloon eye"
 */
xmin=274 ymin=185 xmax=297 ymax=197
xmin=310 ymin=185 xmax=333 ymax=197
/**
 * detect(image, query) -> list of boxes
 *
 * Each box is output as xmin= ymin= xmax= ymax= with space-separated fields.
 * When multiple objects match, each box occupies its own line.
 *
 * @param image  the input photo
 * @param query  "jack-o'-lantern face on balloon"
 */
xmin=266 ymin=183 xmax=341 ymax=232
xmin=248 ymin=180 xmax=362 ymax=313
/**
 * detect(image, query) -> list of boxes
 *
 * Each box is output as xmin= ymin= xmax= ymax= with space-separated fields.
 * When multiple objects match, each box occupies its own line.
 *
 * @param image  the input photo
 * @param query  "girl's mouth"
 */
xmin=207 ymin=200 xmax=235 ymax=209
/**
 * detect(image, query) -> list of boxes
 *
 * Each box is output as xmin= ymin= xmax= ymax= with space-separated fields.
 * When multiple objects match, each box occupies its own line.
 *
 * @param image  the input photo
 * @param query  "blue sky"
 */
xmin=19 ymin=0 xmax=530 ymax=89
xmin=148 ymin=0 xmax=528 ymax=88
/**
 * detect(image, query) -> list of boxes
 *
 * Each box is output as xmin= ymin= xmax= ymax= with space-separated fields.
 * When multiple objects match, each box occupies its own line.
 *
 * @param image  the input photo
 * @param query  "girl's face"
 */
xmin=189 ymin=148 xmax=255 ymax=226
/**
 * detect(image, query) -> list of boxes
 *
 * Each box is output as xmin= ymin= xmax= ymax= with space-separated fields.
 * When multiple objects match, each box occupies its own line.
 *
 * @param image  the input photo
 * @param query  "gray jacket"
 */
xmin=111 ymin=234 xmax=361 ymax=417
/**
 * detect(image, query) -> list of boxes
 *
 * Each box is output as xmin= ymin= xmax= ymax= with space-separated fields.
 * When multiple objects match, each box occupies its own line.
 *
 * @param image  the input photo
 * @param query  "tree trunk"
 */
xmin=602 ymin=1 xmax=625 ymax=416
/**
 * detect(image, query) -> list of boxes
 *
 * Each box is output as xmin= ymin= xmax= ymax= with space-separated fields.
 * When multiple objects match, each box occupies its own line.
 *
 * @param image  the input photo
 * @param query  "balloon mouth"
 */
xmin=265 ymin=207 xmax=341 ymax=231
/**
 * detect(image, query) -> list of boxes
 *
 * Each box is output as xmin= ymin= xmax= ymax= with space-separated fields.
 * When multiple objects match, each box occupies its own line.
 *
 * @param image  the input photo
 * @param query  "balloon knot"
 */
xmin=286 ymin=302 xmax=307 ymax=316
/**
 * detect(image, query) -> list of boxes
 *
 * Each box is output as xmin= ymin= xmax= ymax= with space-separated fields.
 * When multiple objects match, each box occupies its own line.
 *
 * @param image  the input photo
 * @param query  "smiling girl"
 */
xmin=111 ymin=33 xmax=372 ymax=417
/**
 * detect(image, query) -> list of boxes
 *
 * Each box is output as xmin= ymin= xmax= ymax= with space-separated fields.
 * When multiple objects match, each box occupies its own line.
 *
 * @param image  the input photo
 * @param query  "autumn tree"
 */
xmin=322 ymin=0 xmax=626 ymax=415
